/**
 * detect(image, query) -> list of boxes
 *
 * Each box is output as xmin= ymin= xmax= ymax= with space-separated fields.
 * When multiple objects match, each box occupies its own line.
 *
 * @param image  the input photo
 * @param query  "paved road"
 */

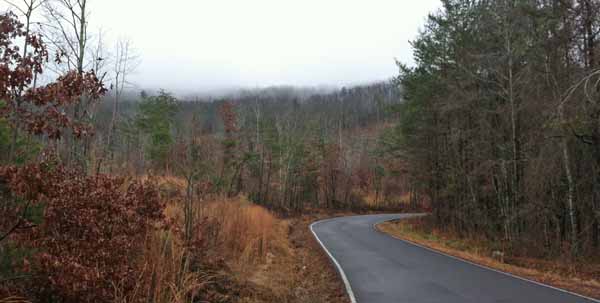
xmin=311 ymin=214 xmax=599 ymax=303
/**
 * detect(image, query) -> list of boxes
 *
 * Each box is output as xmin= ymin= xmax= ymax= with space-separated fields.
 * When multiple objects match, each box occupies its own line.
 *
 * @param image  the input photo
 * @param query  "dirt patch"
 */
xmin=377 ymin=218 xmax=600 ymax=300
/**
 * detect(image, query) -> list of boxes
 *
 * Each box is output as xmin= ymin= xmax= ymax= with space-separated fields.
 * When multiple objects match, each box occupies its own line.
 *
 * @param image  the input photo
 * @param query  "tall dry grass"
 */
xmin=113 ymin=190 xmax=282 ymax=303
xmin=113 ymin=229 xmax=211 ymax=303
xmin=201 ymin=197 xmax=282 ymax=271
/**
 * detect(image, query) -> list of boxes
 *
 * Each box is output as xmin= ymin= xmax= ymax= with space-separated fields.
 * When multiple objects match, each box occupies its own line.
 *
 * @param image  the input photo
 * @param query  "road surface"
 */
xmin=310 ymin=214 xmax=599 ymax=303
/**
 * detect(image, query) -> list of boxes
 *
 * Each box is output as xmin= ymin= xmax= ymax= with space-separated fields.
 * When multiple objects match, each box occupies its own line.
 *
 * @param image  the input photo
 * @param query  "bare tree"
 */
xmin=42 ymin=0 xmax=106 ymax=168
xmin=42 ymin=0 xmax=88 ymax=74
xmin=104 ymin=38 xmax=140 ymax=170
xmin=90 ymin=28 xmax=109 ymax=82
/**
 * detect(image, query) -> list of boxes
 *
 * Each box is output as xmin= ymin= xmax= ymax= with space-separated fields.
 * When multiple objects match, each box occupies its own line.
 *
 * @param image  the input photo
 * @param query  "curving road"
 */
xmin=311 ymin=214 xmax=599 ymax=303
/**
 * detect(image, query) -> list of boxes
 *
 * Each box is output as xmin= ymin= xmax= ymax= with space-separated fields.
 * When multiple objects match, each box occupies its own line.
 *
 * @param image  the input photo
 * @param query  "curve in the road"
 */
xmin=311 ymin=214 xmax=599 ymax=303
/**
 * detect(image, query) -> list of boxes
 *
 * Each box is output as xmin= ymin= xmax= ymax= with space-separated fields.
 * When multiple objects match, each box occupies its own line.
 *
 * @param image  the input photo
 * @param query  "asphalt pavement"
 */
xmin=310 ymin=214 xmax=599 ymax=303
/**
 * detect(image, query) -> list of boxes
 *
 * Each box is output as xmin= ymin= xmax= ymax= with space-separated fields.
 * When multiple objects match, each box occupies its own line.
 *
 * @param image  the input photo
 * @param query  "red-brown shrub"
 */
xmin=0 ymin=159 xmax=165 ymax=302
xmin=0 ymin=12 xmax=106 ymax=141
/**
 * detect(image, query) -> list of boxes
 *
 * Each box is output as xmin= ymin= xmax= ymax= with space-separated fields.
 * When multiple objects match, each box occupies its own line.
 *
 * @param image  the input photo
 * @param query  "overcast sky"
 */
xmin=4 ymin=0 xmax=441 ymax=93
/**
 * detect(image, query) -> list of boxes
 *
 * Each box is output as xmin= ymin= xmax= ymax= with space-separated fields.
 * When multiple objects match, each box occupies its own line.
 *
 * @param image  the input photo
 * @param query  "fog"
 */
xmin=2 ymin=0 xmax=441 ymax=94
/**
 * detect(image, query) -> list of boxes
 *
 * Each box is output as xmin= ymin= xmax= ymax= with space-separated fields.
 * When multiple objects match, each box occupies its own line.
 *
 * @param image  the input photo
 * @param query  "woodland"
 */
xmin=398 ymin=0 xmax=600 ymax=259
xmin=1 ymin=0 xmax=600 ymax=302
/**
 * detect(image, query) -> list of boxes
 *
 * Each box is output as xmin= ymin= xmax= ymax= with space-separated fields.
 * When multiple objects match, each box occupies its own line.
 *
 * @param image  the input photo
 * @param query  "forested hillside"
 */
xmin=90 ymin=82 xmax=407 ymax=212
xmin=395 ymin=0 xmax=600 ymax=259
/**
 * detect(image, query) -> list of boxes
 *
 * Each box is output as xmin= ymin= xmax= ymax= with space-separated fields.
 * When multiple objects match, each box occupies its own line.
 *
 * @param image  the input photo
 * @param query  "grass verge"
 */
xmin=200 ymin=199 xmax=350 ymax=303
xmin=155 ymin=192 xmax=351 ymax=303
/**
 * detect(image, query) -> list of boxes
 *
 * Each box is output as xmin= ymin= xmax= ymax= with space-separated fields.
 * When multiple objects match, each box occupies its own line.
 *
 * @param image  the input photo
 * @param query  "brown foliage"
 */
xmin=218 ymin=101 xmax=238 ymax=134
xmin=0 ymin=13 xmax=46 ymax=96
xmin=23 ymin=70 xmax=107 ymax=139
xmin=0 ymin=12 xmax=106 ymax=140
xmin=0 ymin=159 xmax=165 ymax=302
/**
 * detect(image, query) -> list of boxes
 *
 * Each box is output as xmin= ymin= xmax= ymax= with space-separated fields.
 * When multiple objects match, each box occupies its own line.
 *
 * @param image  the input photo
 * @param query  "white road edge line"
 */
xmin=374 ymin=218 xmax=600 ymax=303
xmin=310 ymin=219 xmax=358 ymax=303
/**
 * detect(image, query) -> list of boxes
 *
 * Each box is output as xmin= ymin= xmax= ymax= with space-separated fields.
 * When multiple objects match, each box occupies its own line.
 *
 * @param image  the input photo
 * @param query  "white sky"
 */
xmin=3 ymin=0 xmax=441 ymax=93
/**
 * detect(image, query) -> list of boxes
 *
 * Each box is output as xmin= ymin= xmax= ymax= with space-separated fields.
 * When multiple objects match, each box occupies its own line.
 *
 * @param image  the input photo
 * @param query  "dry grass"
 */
xmin=126 ymin=192 xmax=302 ymax=303
xmin=113 ymin=193 xmax=213 ymax=303
xmin=237 ymin=214 xmax=351 ymax=303
xmin=140 ymin=175 xmax=187 ymax=199
xmin=115 ymin=174 xmax=350 ymax=303
xmin=377 ymin=218 xmax=600 ymax=300
xmin=197 ymin=198 xmax=351 ymax=303
xmin=113 ymin=230 xmax=211 ymax=303
xmin=200 ymin=196 xmax=285 ymax=275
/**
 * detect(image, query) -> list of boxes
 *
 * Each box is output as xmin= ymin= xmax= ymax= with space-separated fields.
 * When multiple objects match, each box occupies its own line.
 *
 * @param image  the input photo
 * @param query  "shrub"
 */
xmin=0 ymin=159 xmax=165 ymax=302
